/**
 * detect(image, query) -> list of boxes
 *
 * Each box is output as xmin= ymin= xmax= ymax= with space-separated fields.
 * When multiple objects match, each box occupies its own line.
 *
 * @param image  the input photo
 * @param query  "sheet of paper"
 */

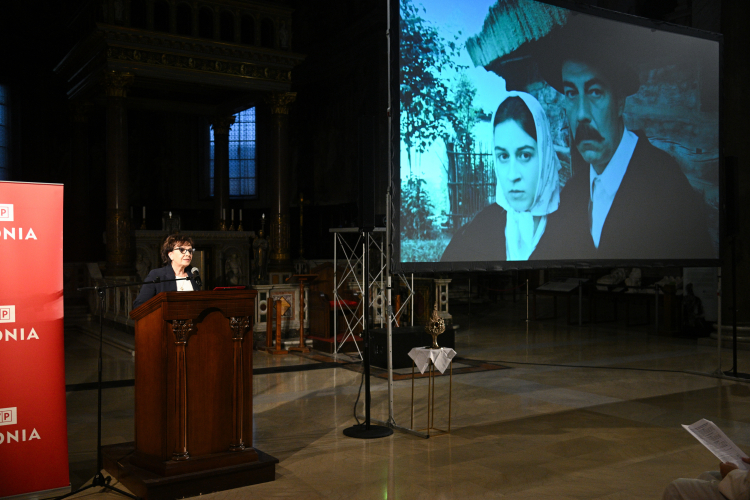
xmin=683 ymin=419 xmax=750 ymax=469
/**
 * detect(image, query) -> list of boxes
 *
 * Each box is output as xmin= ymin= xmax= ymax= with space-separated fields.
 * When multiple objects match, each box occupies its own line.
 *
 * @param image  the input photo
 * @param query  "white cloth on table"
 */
xmin=408 ymin=347 xmax=457 ymax=374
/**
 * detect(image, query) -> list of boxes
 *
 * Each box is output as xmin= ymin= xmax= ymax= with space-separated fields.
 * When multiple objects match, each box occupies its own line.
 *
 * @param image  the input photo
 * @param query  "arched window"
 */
xmin=240 ymin=15 xmax=255 ymax=45
xmin=220 ymin=11 xmax=234 ymax=42
xmin=176 ymin=3 xmax=192 ymax=35
xmin=198 ymin=7 xmax=214 ymax=39
xmin=260 ymin=18 xmax=274 ymax=48
xmin=210 ymin=107 xmax=257 ymax=198
xmin=0 ymin=85 xmax=9 ymax=180
xmin=130 ymin=0 xmax=148 ymax=29
xmin=153 ymin=0 xmax=170 ymax=32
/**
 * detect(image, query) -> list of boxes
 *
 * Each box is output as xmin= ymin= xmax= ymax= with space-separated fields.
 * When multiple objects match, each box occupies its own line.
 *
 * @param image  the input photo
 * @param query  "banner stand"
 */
xmin=1 ymin=181 xmax=70 ymax=499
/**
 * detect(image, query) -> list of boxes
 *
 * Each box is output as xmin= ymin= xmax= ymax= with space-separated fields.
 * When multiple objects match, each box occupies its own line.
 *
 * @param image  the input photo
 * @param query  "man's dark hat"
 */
xmin=535 ymin=13 xmax=643 ymax=97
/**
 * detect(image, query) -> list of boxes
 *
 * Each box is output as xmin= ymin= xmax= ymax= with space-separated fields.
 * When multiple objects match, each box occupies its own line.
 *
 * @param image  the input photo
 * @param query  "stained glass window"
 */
xmin=209 ymin=107 xmax=256 ymax=197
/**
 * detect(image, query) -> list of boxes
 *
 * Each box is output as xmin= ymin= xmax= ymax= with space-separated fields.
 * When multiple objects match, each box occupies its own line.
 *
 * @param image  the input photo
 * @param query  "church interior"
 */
xmin=2 ymin=0 xmax=750 ymax=498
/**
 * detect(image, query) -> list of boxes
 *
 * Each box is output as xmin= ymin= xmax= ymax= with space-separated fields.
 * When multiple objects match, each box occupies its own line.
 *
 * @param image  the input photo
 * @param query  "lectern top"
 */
xmin=130 ymin=289 xmax=257 ymax=321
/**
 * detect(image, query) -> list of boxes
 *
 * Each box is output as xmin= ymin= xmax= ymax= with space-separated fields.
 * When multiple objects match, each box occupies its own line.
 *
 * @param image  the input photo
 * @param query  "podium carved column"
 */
xmin=104 ymin=71 xmax=135 ymax=275
xmin=229 ymin=316 xmax=250 ymax=451
xmin=211 ymin=116 xmax=235 ymax=230
xmin=171 ymin=319 xmax=194 ymax=461
xmin=266 ymin=92 xmax=296 ymax=264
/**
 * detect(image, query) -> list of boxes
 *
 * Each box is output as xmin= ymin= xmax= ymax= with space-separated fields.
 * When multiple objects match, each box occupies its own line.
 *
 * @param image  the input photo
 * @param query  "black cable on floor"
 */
xmin=482 ymin=358 xmax=737 ymax=378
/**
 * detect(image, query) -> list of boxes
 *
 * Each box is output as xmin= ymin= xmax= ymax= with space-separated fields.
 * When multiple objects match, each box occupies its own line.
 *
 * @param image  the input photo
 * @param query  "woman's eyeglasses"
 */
xmin=173 ymin=247 xmax=195 ymax=255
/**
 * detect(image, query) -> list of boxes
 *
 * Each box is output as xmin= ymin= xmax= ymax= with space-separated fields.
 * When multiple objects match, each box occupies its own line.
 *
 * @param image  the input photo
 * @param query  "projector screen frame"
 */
xmin=390 ymin=0 xmax=724 ymax=273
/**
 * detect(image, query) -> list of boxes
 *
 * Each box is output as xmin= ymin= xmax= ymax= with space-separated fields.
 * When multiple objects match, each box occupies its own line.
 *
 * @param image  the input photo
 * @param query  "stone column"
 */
xmin=266 ymin=92 xmax=296 ymax=264
xmin=211 ymin=116 xmax=235 ymax=229
xmin=191 ymin=2 xmax=199 ymax=36
xmin=68 ymin=102 xmax=94 ymax=261
xmin=104 ymin=71 xmax=135 ymax=276
xmin=169 ymin=1 xmax=177 ymax=33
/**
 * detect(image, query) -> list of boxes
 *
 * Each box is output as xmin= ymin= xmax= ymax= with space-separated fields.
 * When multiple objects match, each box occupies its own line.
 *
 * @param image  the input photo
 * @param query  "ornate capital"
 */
xmin=172 ymin=319 xmax=194 ymax=344
xmin=229 ymin=316 xmax=250 ymax=341
xmin=266 ymin=92 xmax=296 ymax=115
xmin=211 ymin=115 xmax=236 ymax=135
xmin=104 ymin=71 xmax=135 ymax=98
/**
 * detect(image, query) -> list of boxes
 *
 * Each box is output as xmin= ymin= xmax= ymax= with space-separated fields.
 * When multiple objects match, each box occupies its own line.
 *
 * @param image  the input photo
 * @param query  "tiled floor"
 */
xmin=61 ymin=296 xmax=750 ymax=499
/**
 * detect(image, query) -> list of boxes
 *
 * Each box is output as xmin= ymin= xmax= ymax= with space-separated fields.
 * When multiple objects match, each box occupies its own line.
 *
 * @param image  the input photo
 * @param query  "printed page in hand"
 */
xmin=683 ymin=419 xmax=750 ymax=469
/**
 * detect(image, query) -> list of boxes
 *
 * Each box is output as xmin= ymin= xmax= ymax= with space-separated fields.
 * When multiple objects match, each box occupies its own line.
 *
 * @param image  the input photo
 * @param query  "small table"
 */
xmin=408 ymin=347 xmax=456 ymax=436
xmin=533 ymin=278 xmax=589 ymax=325
xmin=286 ymin=274 xmax=318 ymax=353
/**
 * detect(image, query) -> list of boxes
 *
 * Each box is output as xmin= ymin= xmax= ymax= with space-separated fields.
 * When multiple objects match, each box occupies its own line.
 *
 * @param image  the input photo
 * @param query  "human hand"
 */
xmin=721 ymin=462 xmax=739 ymax=478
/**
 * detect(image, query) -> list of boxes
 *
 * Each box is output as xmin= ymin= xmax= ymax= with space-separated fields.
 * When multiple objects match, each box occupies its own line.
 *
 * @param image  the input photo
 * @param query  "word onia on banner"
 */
xmin=0 ymin=181 xmax=69 ymax=497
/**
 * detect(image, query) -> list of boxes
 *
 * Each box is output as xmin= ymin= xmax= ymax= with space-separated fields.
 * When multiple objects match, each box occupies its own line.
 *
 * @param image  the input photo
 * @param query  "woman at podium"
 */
xmin=133 ymin=235 xmax=202 ymax=308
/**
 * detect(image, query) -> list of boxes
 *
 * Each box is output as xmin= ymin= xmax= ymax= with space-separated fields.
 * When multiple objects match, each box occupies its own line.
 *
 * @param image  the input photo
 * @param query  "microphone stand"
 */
xmin=343 ymin=228 xmax=393 ymax=439
xmin=56 ymin=276 xmax=191 ymax=500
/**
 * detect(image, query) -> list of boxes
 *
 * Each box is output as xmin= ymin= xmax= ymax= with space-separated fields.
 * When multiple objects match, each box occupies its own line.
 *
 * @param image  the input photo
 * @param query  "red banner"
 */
xmin=0 ymin=181 xmax=69 ymax=497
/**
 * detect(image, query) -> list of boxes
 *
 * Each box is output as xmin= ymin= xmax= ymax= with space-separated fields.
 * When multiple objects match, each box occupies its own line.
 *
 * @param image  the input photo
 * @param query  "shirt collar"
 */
xmin=589 ymin=127 xmax=638 ymax=196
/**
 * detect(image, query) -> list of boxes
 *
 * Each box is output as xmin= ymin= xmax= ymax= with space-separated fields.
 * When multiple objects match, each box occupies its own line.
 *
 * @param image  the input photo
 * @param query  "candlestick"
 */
xmin=142 ymin=206 xmax=146 ymax=218
xmin=239 ymin=209 xmax=242 ymax=221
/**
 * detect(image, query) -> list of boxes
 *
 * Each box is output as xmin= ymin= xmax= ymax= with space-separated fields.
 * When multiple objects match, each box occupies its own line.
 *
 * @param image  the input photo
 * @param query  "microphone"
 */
xmin=191 ymin=267 xmax=202 ymax=287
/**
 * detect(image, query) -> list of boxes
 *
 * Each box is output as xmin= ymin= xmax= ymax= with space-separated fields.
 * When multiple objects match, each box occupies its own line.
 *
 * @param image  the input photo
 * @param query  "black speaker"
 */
xmin=358 ymin=115 xmax=377 ymax=229
xmin=724 ymin=156 xmax=739 ymax=237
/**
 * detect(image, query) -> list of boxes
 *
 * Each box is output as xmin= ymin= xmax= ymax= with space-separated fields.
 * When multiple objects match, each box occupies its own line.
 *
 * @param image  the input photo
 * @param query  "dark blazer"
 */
xmin=440 ymin=203 xmax=551 ymax=262
xmin=133 ymin=264 xmax=202 ymax=309
xmin=537 ymin=132 xmax=714 ymax=260
xmin=441 ymin=204 xmax=507 ymax=262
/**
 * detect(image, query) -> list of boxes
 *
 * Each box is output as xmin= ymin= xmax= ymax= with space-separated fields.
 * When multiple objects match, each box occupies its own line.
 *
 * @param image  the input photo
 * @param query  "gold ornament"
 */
xmin=425 ymin=303 xmax=445 ymax=349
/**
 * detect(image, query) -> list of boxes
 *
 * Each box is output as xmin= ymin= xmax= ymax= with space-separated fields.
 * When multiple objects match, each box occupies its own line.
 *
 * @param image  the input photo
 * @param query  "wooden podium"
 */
xmin=102 ymin=290 xmax=277 ymax=499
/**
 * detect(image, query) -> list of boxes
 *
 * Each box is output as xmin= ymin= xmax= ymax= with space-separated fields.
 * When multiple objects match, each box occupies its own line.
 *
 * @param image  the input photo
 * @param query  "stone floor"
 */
xmin=59 ymin=296 xmax=750 ymax=500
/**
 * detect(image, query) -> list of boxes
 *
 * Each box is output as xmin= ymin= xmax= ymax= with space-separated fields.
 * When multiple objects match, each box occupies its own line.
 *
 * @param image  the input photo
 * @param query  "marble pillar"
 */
xmin=69 ymin=101 xmax=94 ymax=261
xmin=211 ymin=115 xmax=235 ymax=230
xmin=266 ymin=92 xmax=296 ymax=264
xmin=104 ymin=71 xmax=134 ymax=276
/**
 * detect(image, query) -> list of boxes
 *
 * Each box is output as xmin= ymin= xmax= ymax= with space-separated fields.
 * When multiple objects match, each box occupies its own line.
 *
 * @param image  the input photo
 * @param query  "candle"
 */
xmin=169 ymin=211 xmax=172 ymax=218
xmin=239 ymin=209 xmax=242 ymax=221
xmin=142 ymin=206 xmax=146 ymax=218
xmin=231 ymin=209 xmax=234 ymax=220
xmin=222 ymin=209 xmax=226 ymax=220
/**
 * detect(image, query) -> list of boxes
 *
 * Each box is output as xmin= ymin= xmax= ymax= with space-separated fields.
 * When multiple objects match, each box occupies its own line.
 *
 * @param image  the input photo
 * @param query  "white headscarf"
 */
xmin=493 ymin=91 xmax=562 ymax=261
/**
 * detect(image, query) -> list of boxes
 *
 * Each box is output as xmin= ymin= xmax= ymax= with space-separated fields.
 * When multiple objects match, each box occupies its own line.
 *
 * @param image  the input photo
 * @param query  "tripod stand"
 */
xmin=57 ymin=276 xmax=189 ymax=500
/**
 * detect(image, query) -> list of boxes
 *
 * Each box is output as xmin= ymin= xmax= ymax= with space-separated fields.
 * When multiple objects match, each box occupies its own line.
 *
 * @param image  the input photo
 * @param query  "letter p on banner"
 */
xmin=0 ymin=305 xmax=15 ymax=323
xmin=0 ymin=407 xmax=17 ymax=426
xmin=0 ymin=203 xmax=13 ymax=222
xmin=0 ymin=181 xmax=69 ymax=497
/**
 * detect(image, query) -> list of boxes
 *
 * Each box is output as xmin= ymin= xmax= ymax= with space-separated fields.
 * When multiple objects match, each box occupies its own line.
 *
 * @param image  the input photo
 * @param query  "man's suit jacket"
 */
xmin=133 ymin=264 xmax=202 ymax=308
xmin=536 ymin=132 xmax=714 ymax=260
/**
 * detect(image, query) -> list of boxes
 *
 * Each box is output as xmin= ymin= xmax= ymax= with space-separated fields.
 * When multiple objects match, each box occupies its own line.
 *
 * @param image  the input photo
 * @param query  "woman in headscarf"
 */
xmin=441 ymin=91 xmax=561 ymax=262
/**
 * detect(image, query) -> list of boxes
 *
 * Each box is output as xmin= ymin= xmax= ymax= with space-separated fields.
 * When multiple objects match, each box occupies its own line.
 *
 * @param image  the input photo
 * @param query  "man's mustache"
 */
xmin=574 ymin=123 xmax=604 ymax=146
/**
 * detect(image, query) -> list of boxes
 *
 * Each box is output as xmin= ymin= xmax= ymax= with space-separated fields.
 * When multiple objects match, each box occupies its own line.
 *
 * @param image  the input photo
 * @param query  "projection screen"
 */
xmin=394 ymin=0 xmax=721 ymax=272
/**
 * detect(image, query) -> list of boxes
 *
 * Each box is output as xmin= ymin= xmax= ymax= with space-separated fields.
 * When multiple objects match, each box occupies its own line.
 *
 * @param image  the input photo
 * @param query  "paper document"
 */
xmin=683 ymin=419 xmax=750 ymax=469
